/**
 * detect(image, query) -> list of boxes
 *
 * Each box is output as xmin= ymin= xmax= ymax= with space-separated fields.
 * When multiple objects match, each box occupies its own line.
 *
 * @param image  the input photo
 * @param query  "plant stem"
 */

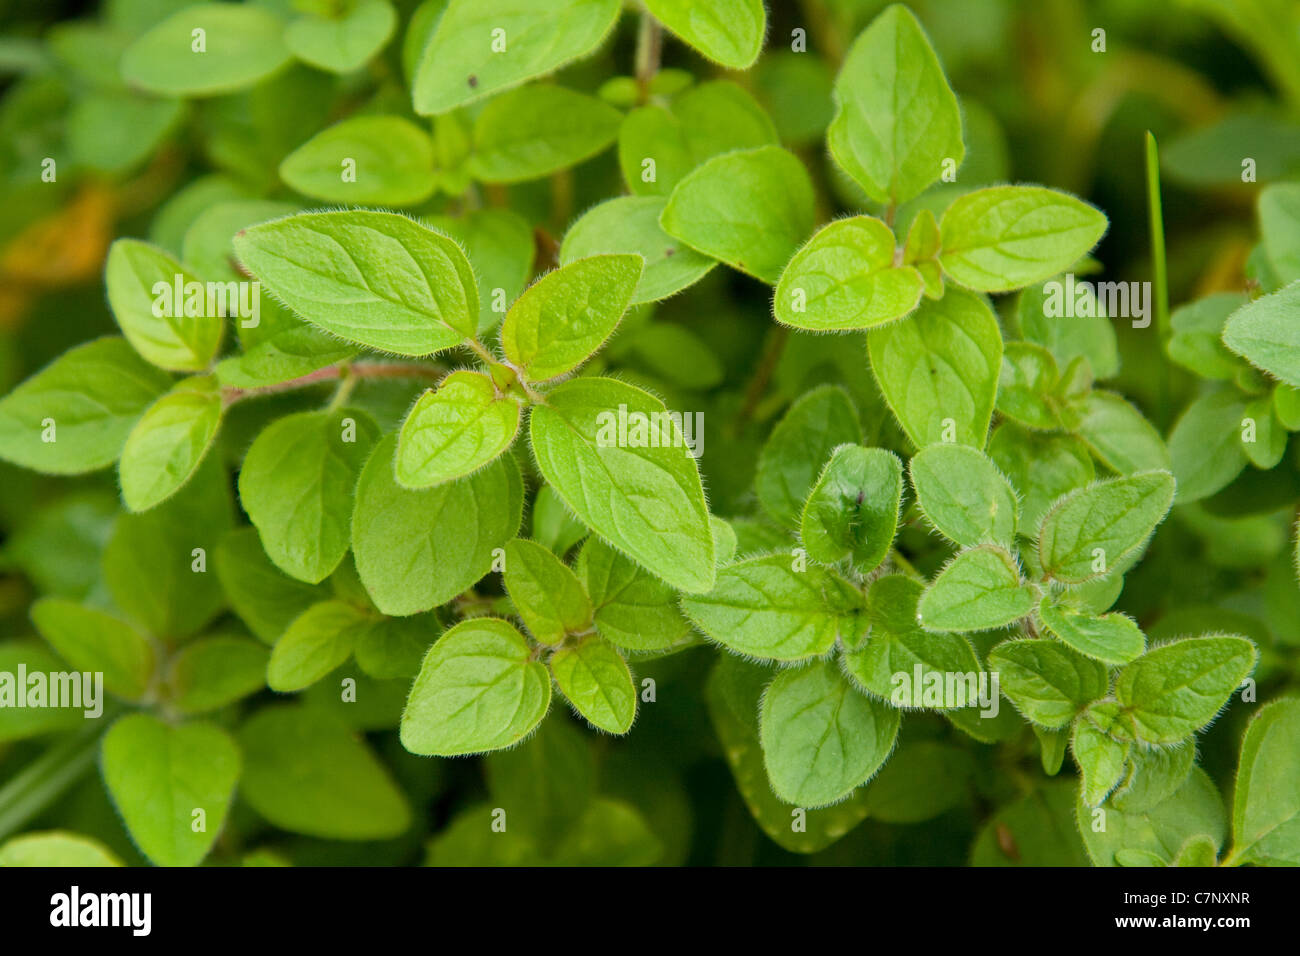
xmin=0 ymin=719 xmax=105 ymax=841
xmin=1145 ymin=131 xmax=1172 ymax=426
xmin=734 ymin=325 xmax=790 ymax=430
xmin=634 ymin=13 xmax=663 ymax=101
xmin=221 ymin=361 xmax=447 ymax=406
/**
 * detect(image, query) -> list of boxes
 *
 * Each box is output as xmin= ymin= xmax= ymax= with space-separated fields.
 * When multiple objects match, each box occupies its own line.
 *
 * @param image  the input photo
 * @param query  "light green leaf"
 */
xmin=279 ymin=115 xmax=436 ymax=206
xmin=1116 ymin=635 xmax=1257 ymax=744
xmin=267 ymin=600 xmax=372 ymax=692
xmin=1222 ymin=280 xmax=1300 ymax=388
xmin=413 ymin=0 xmax=621 ymax=115
xmin=939 ymin=186 xmax=1107 ymax=292
xmin=501 ymin=254 xmax=642 ymax=382
xmin=1072 ymin=718 xmax=1131 ymax=807
xmin=1168 ymin=292 xmax=1248 ymax=381
xmin=560 ymin=196 xmax=716 ymax=305
xmin=1259 ymin=182 xmax=1300 ymax=283
xmin=1038 ymin=470 xmax=1175 ymax=583
xmin=105 ymin=239 xmax=225 ymax=371
xmin=1169 ymin=387 xmax=1250 ymax=502
xmin=910 ymin=443 xmax=1018 ymax=547
xmin=354 ymin=615 xmax=436 ymax=680
xmin=917 ymin=545 xmax=1038 ymax=633
xmin=30 ymin=599 xmax=154 ymax=701
xmin=531 ymin=484 xmax=589 ymax=557
xmin=233 ymin=210 xmax=478 ymax=356
xmin=1075 ymin=390 xmax=1171 ymax=475
xmin=101 ymin=713 xmax=240 ymax=867
xmin=467 ymin=84 xmax=620 ymax=183
xmin=285 ymin=0 xmax=396 ymax=74
xmin=843 ymin=574 xmax=982 ymax=709
xmin=681 ymin=555 xmax=866 ymax=662
xmin=659 ymin=145 xmax=816 ymax=285
xmin=1231 ymin=697 xmax=1300 ymax=865
xmin=1016 ymin=275 xmax=1120 ymax=379
xmin=1077 ymin=767 xmax=1226 ymax=866
xmin=239 ymin=704 xmax=411 ymax=838
xmin=215 ymin=323 xmax=355 ymax=389
xmin=121 ymin=3 xmax=291 ymax=96
xmin=644 ymin=0 xmax=764 ymax=69
xmin=214 ymin=528 xmax=328 ymax=644
xmin=352 ymin=434 xmax=523 ymax=616
xmin=800 ymin=444 xmax=901 ymax=570
xmin=166 ymin=634 xmax=269 ymax=715
xmin=988 ymin=423 xmax=1094 ymax=530
xmin=1111 ymin=740 xmax=1196 ymax=813
xmin=868 ymin=287 xmax=1002 ymax=448
xmin=1038 ymin=599 xmax=1146 ymax=665
xmin=0 ymin=642 xmax=87 ymax=741
xmin=988 ymin=638 xmax=1108 ymax=728
xmin=529 ymin=377 xmax=714 ymax=593
xmin=239 ymin=408 xmax=378 ymax=584
xmin=428 ymin=208 xmax=535 ymax=334
xmin=0 ymin=337 xmax=171 ymax=475
xmin=119 ymin=374 xmax=222 ymax=512
xmin=759 ymin=659 xmax=900 ymax=808
xmin=1242 ymin=396 xmax=1286 ymax=468
xmin=997 ymin=342 xmax=1067 ymax=430
xmin=826 ymin=4 xmax=963 ymax=206
xmin=0 ymin=832 xmax=122 ymax=867
xmin=503 ymin=538 xmax=592 ymax=644
xmin=395 ymin=370 xmax=520 ymax=488
xmin=755 ymin=384 xmax=861 ymax=529
xmin=577 ymin=536 xmax=691 ymax=652
xmin=550 ymin=635 xmax=636 ymax=733
xmin=400 ymin=618 xmax=551 ymax=755
xmin=774 ymin=217 xmax=924 ymax=330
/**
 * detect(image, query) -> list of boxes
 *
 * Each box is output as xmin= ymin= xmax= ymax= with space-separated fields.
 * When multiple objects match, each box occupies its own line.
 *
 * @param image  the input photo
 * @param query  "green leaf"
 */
xmin=1016 ymin=275 xmax=1120 ymax=379
xmin=279 ymin=115 xmax=436 ymax=206
xmin=1075 ymin=390 xmax=1171 ymax=475
xmin=1242 ymin=396 xmax=1286 ymax=468
xmin=0 ymin=641 xmax=88 ymax=741
xmin=618 ymin=80 xmax=777 ymax=197
xmin=529 ymin=377 xmax=714 ymax=593
xmin=0 ymin=832 xmax=122 ymax=867
xmin=1037 ymin=470 xmax=1176 ymax=583
xmin=659 ymin=145 xmax=815 ymax=285
xmin=285 ymin=0 xmax=396 ymax=74
xmin=400 ymin=618 xmax=551 ymax=756
xmin=917 ymin=545 xmax=1038 ymax=633
xmin=988 ymin=423 xmax=1094 ymax=530
xmin=826 ymin=4 xmax=963 ymax=206
xmin=863 ymin=741 xmax=975 ymax=823
xmin=428 ymin=208 xmax=534 ymax=334
xmin=868 ymin=288 xmax=1003 ymax=448
xmin=239 ymin=408 xmax=378 ymax=584
xmin=1072 ymin=718 xmax=1131 ymax=807
xmin=467 ymin=84 xmax=620 ymax=183
xmin=909 ymin=443 xmax=1018 ymax=547
xmin=550 ymin=635 xmax=636 ymax=734
xmin=997 ymin=342 xmax=1067 ymax=430
xmin=214 ymin=527 xmax=328 ymax=644
xmin=550 ymin=797 xmax=662 ymax=865
xmin=413 ymin=0 xmax=621 ymax=115
xmin=216 ymin=324 xmax=355 ymax=389
xmin=774 ymin=217 xmax=924 ymax=330
xmin=1168 ymin=292 xmax=1249 ymax=380
xmin=988 ymin=638 xmax=1108 ymax=728
xmin=101 ymin=713 xmax=240 ymax=867
xmin=939 ymin=186 xmax=1107 ymax=292
xmin=239 ymin=704 xmax=411 ymax=839
xmin=972 ymin=781 xmax=1089 ymax=865
xmin=30 ymin=598 xmax=154 ymax=701
xmin=576 ymin=536 xmax=692 ymax=652
xmin=105 ymin=239 xmax=225 ymax=371
xmin=233 ymin=210 xmax=478 ymax=356
xmin=395 ymin=371 xmax=521 ymax=488
xmin=644 ymin=0 xmax=764 ymax=69
xmin=0 ymin=337 xmax=171 ymax=475
xmin=1259 ymin=182 xmax=1300 ymax=283
xmin=1231 ymin=697 xmax=1300 ymax=865
xmin=800 ymin=444 xmax=902 ymax=570
xmin=1116 ymin=635 xmax=1257 ymax=744
xmin=354 ymin=615 xmax=436 ymax=680
xmin=121 ymin=3 xmax=291 ymax=97
xmin=1222 ymin=281 xmax=1300 ymax=388
xmin=1111 ymin=740 xmax=1196 ymax=813
xmin=759 ymin=659 xmax=900 ymax=808
xmin=681 ymin=555 xmax=866 ymax=662
xmin=1077 ymin=767 xmax=1226 ymax=866
xmin=503 ymin=538 xmax=592 ymax=644
xmin=352 ymin=433 xmax=523 ymax=616
xmin=165 ymin=634 xmax=269 ymax=715
xmin=560 ymin=196 xmax=716 ymax=305
xmin=501 ymin=254 xmax=642 ymax=382
xmin=119 ymin=374 xmax=222 ymax=512
xmin=842 ymin=574 xmax=982 ymax=709
xmin=484 ymin=716 xmax=594 ymax=846
xmin=755 ymin=384 xmax=861 ymax=529
xmin=531 ymin=484 xmax=589 ymax=557
xmin=1038 ymin=599 xmax=1146 ymax=665
xmin=1169 ymin=387 xmax=1250 ymax=502
xmin=267 ymin=600 xmax=372 ymax=692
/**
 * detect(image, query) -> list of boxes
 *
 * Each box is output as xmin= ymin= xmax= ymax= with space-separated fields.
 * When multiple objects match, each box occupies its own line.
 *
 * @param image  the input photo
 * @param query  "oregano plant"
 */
xmin=0 ymin=0 xmax=1295 ymax=874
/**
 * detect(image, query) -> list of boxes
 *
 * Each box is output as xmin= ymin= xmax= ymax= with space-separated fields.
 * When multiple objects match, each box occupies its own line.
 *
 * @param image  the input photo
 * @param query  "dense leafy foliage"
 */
xmin=0 ymin=0 xmax=1297 ymax=869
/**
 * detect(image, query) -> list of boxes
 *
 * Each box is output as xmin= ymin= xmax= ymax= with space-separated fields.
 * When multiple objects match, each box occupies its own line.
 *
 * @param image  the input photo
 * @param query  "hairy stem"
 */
xmin=222 ymin=361 xmax=447 ymax=406
xmin=635 ymin=13 xmax=663 ymax=101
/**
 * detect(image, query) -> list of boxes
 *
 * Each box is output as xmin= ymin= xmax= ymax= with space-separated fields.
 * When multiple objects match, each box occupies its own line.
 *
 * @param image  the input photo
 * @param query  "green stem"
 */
xmin=1145 ymin=131 xmax=1172 ymax=425
xmin=734 ymin=325 xmax=790 ymax=431
xmin=0 ymin=719 xmax=106 ymax=841
xmin=634 ymin=12 xmax=663 ymax=101
xmin=222 ymin=361 xmax=446 ymax=406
